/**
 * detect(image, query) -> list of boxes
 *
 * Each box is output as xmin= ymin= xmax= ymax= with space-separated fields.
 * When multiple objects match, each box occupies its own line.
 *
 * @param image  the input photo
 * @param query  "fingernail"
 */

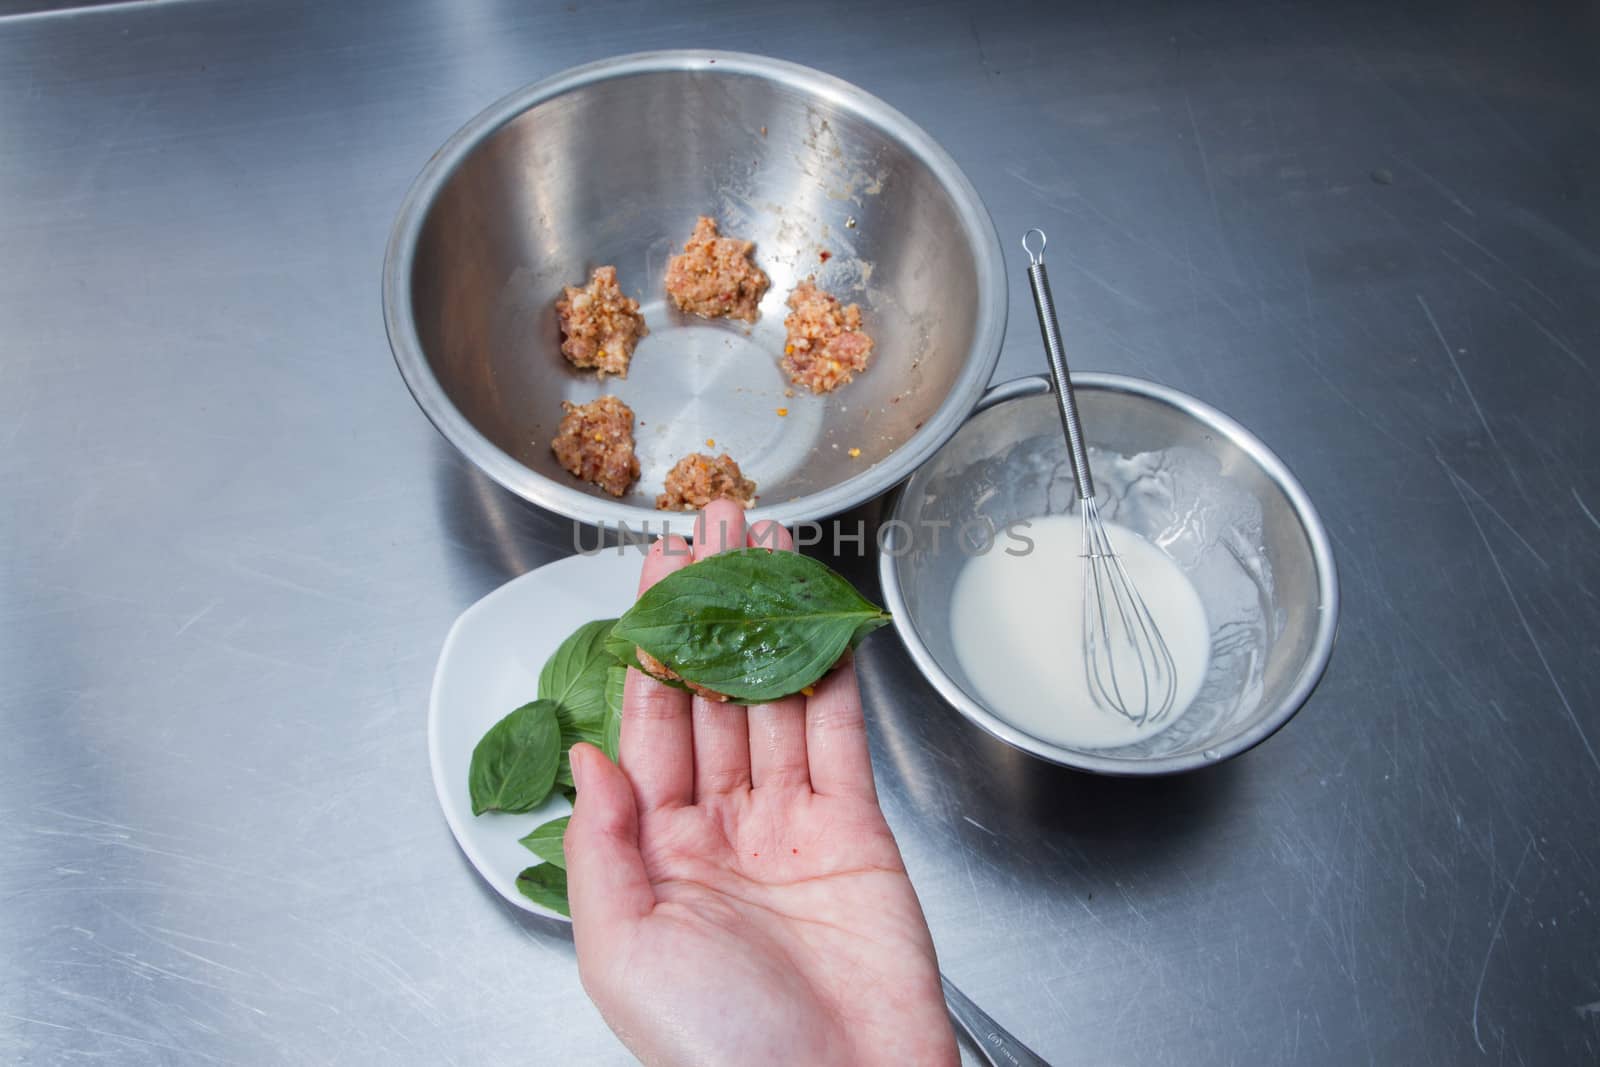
xmin=569 ymin=746 xmax=587 ymax=793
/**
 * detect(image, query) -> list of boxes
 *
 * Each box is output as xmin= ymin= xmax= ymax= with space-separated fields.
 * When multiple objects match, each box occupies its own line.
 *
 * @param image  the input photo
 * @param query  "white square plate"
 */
xmin=428 ymin=550 xmax=643 ymax=919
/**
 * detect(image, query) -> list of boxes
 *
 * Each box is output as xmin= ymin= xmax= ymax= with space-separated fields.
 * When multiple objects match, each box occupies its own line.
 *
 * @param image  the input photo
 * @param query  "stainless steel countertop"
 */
xmin=3 ymin=1 xmax=1597 ymax=1063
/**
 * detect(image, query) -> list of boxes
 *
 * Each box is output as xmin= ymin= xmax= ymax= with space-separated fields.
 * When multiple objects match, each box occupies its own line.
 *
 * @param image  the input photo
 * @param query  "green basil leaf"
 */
xmin=515 ymin=864 xmax=570 ymax=917
xmin=603 ymin=625 xmax=689 ymax=693
xmin=602 ymin=664 xmax=626 ymax=763
xmin=553 ymin=701 xmax=609 ymax=789
xmin=610 ymin=548 xmax=891 ymax=704
xmin=850 ymin=614 xmax=889 ymax=649
xmin=468 ymin=700 xmax=562 ymax=816
xmin=539 ymin=618 xmax=619 ymax=727
xmin=602 ymin=625 xmax=635 ymax=669
xmin=518 ymin=816 xmax=569 ymax=869
xmin=541 ymin=618 xmax=623 ymax=789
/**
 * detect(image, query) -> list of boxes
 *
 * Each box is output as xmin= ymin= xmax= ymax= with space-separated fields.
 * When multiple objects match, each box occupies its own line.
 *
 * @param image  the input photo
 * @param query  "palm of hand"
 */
xmin=615 ymin=786 xmax=949 ymax=1065
xmin=565 ymin=503 xmax=956 ymax=1067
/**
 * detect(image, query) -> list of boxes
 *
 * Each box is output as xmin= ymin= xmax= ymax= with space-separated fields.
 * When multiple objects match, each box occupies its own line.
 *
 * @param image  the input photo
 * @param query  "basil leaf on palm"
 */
xmin=518 ymin=816 xmax=569 ymax=869
xmin=602 ymin=663 xmax=626 ymax=763
xmin=515 ymin=864 xmax=569 ymax=917
xmin=610 ymin=549 xmax=891 ymax=703
xmin=603 ymin=625 xmax=688 ymax=693
xmin=468 ymin=700 xmax=562 ymax=816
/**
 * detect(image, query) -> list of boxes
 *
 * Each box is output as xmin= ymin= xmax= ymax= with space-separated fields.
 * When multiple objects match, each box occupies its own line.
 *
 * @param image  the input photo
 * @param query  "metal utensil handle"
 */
xmin=941 ymin=974 xmax=1054 ymax=1067
xmin=1023 ymin=230 xmax=1094 ymax=500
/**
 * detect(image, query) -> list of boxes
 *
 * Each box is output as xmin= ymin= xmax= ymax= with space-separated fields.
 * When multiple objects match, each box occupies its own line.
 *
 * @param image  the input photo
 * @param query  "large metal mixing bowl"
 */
xmin=384 ymin=51 xmax=1006 ymax=528
xmin=881 ymin=374 xmax=1340 ymax=776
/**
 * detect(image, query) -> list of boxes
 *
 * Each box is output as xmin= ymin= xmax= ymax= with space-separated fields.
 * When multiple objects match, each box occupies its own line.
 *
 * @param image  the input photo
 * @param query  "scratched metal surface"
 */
xmin=2 ymin=1 xmax=1597 ymax=1063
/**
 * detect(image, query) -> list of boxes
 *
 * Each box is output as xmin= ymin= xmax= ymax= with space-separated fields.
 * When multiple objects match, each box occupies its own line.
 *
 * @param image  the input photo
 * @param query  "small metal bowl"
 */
xmin=879 ymin=374 xmax=1339 ymax=775
xmin=384 ymin=51 xmax=1005 ymax=527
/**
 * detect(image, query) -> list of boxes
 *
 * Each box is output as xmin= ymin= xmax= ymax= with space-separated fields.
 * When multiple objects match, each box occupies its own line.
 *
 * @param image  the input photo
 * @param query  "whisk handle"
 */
xmin=1024 ymin=244 xmax=1095 ymax=500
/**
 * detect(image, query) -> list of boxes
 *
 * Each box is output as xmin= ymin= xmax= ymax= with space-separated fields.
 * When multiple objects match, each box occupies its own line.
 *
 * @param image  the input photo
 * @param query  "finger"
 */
xmin=638 ymin=532 xmax=693 ymax=594
xmin=693 ymin=498 xmax=746 ymax=560
xmin=620 ymin=536 xmax=694 ymax=812
xmin=741 ymin=520 xmax=809 ymax=789
xmin=805 ymin=656 xmax=878 ymax=801
xmin=684 ymin=501 xmax=752 ymax=798
xmin=747 ymin=694 xmax=809 ymax=790
xmin=567 ymin=744 xmax=654 ymax=969
xmin=692 ymin=696 xmax=752 ymax=799
xmin=746 ymin=519 xmax=795 ymax=552
xmin=739 ymin=521 xmax=806 ymax=790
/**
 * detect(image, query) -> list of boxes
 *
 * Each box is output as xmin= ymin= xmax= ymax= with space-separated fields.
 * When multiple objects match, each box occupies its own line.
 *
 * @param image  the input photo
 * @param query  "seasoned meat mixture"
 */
xmin=655 ymin=452 xmax=757 ymax=511
xmin=635 ymin=647 xmax=730 ymax=703
xmin=550 ymin=396 xmax=640 ymax=497
xmin=556 ymin=265 xmax=647 ymax=378
xmin=663 ymin=216 xmax=770 ymax=323
xmin=782 ymin=277 xmax=875 ymax=393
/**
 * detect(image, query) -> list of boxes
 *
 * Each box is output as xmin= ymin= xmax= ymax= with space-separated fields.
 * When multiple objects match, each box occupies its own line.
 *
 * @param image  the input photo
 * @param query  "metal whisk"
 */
xmin=1022 ymin=229 xmax=1178 ymax=726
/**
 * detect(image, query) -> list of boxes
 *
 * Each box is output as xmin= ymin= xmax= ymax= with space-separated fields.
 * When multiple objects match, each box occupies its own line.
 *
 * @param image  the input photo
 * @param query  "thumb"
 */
xmin=566 ymin=743 xmax=654 ymax=948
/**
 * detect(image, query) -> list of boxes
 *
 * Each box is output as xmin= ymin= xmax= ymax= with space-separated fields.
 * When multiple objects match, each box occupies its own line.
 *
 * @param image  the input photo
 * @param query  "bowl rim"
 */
xmin=878 ymin=372 xmax=1341 ymax=776
xmin=382 ymin=49 xmax=1008 ymax=528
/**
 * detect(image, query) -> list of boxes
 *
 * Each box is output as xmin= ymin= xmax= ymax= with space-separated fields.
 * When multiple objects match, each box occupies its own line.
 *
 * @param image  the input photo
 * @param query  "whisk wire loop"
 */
xmin=1079 ymin=496 xmax=1179 ymax=725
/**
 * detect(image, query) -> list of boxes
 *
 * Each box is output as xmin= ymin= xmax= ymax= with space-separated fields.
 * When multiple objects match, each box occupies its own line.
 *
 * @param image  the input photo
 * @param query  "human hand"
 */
xmin=565 ymin=499 xmax=957 ymax=1067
